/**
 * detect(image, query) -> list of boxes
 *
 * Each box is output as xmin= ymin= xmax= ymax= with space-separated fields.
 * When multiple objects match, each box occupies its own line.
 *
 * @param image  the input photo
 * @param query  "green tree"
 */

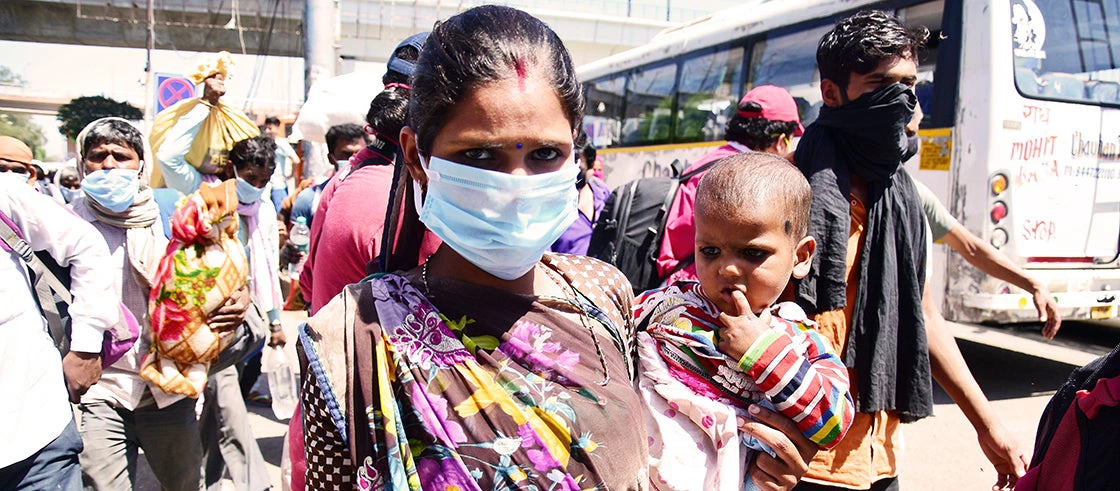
xmin=0 ymin=112 xmax=47 ymax=160
xmin=0 ymin=66 xmax=26 ymax=87
xmin=56 ymin=96 xmax=142 ymax=139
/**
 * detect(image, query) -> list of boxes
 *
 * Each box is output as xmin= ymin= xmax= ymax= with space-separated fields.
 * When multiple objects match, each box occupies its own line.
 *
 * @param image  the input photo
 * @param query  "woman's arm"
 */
xmin=739 ymin=404 xmax=818 ymax=491
xmin=156 ymin=103 xmax=209 ymax=195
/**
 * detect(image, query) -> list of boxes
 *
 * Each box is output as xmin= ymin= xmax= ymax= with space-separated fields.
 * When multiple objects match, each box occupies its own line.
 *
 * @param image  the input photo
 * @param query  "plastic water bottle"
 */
xmin=264 ymin=345 xmax=298 ymax=420
xmin=287 ymin=216 xmax=310 ymax=279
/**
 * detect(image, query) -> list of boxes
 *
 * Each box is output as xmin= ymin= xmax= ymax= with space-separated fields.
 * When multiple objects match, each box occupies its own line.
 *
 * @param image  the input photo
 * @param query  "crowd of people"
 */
xmin=1 ymin=5 xmax=1106 ymax=491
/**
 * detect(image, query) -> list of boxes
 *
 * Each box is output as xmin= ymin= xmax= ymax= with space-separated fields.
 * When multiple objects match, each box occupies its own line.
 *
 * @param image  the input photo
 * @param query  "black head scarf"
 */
xmin=794 ymin=83 xmax=932 ymax=422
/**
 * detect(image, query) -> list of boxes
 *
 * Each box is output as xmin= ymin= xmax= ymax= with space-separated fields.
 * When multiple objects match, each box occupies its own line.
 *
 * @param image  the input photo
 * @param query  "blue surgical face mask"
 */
xmin=81 ymin=169 xmax=140 ymax=213
xmin=60 ymin=187 xmax=81 ymax=204
xmin=234 ymin=169 xmax=266 ymax=204
xmin=418 ymin=156 xmax=578 ymax=280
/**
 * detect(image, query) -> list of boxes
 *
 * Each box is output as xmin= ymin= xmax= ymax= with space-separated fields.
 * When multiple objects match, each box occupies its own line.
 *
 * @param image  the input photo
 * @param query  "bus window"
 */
xmin=623 ymin=63 xmax=678 ymax=145
xmin=1011 ymin=0 xmax=1120 ymax=104
xmin=747 ymin=24 xmax=831 ymax=127
xmin=675 ymin=47 xmax=745 ymax=143
xmin=585 ymin=75 xmax=627 ymax=148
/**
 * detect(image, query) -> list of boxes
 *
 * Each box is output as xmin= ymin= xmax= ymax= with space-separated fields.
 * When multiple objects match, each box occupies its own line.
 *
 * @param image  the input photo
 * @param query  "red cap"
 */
xmin=737 ymin=85 xmax=804 ymax=136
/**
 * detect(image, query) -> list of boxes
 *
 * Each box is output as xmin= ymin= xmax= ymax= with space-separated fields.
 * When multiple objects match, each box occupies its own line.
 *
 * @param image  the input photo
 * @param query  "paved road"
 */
xmin=899 ymin=319 xmax=1119 ymax=490
xmin=136 ymin=315 xmax=1119 ymax=490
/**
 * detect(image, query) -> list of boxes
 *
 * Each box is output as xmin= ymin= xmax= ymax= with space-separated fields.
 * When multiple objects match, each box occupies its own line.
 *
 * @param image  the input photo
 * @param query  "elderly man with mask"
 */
xmin=71 ymin=118 xmax=257 ymax=491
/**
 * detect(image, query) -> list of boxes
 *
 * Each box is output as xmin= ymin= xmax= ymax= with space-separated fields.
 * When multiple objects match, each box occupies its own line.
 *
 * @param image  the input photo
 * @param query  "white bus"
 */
xmin=578 ymin=0 xmax=1120 ymax=324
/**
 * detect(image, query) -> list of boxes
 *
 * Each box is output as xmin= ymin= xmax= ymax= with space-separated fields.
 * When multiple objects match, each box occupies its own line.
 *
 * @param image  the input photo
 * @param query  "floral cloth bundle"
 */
xmin=141 ymin=180 xmax=248 ymax=397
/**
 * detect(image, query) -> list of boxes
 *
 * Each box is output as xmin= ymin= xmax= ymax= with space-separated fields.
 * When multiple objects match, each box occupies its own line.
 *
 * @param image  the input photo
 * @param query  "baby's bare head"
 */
xmin=695 ymin=152 xmax=811 ymax=240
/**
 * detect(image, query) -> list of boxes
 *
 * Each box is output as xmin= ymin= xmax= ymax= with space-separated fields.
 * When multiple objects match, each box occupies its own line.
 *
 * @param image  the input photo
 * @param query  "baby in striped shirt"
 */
xmin=634 ymin=152 xmax=853 ymax=490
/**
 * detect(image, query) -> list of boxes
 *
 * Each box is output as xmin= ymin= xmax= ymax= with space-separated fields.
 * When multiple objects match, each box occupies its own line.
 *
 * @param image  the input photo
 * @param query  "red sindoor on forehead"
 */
xmin=514 ymin=56 xmax=528 ymax=92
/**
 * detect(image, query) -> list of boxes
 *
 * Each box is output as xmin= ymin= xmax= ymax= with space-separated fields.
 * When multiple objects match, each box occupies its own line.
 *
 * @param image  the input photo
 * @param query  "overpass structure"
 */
xmin=0 ymin=92 xmax=70 ymax=115
xmin=0 ymin=0 xmax=724 ymax=68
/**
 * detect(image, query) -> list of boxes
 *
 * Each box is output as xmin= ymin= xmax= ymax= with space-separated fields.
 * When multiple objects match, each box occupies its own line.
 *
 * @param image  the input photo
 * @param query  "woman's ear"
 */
xmin=400 ymin=127 xmax=427 ymax=187
xmin=792 ymin=235 xmax=817 ymax=279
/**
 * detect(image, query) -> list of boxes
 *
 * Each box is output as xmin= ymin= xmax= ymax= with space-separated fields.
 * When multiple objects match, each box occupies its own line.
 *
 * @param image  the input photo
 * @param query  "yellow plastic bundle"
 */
xmin=149 ymin=52 xmax=260 ymax=187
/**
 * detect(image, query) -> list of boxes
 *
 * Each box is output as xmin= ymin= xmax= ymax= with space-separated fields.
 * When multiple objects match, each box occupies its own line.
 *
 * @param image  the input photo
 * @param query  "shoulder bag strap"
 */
xmin=0 ymin=210 xmax=73 ymax=351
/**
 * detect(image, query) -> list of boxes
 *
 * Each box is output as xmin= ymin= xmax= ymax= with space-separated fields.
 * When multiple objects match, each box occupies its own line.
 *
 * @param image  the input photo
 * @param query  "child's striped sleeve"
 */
xmin=737 ymin=320 xmax=854 ymax=449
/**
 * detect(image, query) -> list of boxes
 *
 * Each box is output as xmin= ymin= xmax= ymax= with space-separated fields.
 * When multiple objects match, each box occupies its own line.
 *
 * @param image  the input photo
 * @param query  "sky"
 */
xmin=0 ymin=1 xmax=751 ymax=160
xmin=0 ymin=41 xmax=305 ymax=160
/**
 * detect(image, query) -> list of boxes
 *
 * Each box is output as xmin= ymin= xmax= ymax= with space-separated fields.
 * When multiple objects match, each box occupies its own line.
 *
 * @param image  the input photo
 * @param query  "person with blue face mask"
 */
xmin=197 ymin=136 xmax=279 ymax=491
xmin=68 ymin=117 xmax=254 ymax=491
xmin=137 ymin=108 xmax=279 ymax=490
xmin=297 ymin=6 xmax=819 ymax=491
xmin=52 ymin=166 xmax=82 ymax=204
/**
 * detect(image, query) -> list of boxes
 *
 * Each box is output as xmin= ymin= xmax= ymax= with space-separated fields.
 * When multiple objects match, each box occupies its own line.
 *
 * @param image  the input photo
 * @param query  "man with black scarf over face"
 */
xmin=793 ymin=11 xmax=1026 ymax=491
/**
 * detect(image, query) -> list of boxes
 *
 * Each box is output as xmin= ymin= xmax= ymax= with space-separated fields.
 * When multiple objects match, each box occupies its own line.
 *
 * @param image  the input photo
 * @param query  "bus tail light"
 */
xmin=991 ymin=173 xmax=1008 ymax=196
xmin=990 ymin=201 xmax=1008 ymax=224
xmin=991 ymin=228 xmax=1008 ymax=249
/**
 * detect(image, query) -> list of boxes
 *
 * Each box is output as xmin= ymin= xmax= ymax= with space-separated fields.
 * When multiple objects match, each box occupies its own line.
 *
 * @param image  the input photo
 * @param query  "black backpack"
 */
xmin=1019 ymin=343 xmax=1120 ymax=490
xmin=587 ymin=160 xmax=716 ymax=294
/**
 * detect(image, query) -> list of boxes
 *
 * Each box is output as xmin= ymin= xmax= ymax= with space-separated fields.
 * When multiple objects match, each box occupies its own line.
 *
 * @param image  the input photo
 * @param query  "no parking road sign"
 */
xmin=155 ymin=73 xmax=196 ymax=113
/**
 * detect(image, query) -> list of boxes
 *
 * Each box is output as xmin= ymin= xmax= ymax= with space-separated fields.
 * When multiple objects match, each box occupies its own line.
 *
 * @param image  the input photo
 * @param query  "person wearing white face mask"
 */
xmin=53 ymin=165 xmax=82 ymax=204
xmin=188 ymin=136 xmax=279 ymax=491
xmin=0 ymin=150 xmax=117 ymax=491
xmin=69 ymin=118 xmax=256 ymax=491
xmin=151 ymin=114 xmax=278 ymax=490
xmin=0 ymin=136 xmax=37 ymax=185
xmin=158 ymin=133 xmax=278 ymax=491
xmin=297 ymin=7 xmax=820 ymax=490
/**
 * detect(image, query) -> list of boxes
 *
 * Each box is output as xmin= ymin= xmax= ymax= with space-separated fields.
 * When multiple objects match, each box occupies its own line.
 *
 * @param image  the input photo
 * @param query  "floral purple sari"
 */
xmin=299 ymin=254 xmax=650 ymax=490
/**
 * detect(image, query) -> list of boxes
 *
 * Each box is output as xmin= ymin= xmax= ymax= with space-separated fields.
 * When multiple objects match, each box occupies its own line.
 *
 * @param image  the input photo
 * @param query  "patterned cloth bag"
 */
xmin=140 ymin=180 xmax=248 ymax=397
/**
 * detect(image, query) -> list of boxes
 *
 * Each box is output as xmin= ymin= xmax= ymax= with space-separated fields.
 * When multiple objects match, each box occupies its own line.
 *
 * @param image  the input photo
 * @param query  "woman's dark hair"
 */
xmin=264 ymin=116 xmax=282 ymax=127
xmin=407 ymin=5 xmax=583 ymax=153
xmin=384 ymin=6 xmax=582 ymax=273
xmin=82 ymin=119 xmax=145 ymax=163
xmin=229 ymin=136 xmax=277 ymax=171
xmin=817 ymin=10 xmax=929 ymax=92
xmin=581 ymin=145 xmax=597 ymax=168
xmin=365 ymin=85 xmax=410 ymax=145
xmin=725 ymin=102 xmax=800 ymax=150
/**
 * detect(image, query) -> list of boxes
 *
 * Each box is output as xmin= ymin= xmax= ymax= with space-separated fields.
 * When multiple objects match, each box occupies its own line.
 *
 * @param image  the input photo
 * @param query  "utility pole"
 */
xmin=143 ymin=0 xmax=155 ymax=127
xmin=304 ymin=0 xmax=336 ymax=97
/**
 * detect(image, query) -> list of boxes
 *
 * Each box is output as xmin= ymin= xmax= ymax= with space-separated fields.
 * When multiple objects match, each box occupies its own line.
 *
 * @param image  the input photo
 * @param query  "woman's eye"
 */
xmin=699 ymin=247 xmax=719 ymax=258
xmin=463 ymin=149 xmax=494 ymax=161
xmin=530 ymin=147 xmax=563 ymax=161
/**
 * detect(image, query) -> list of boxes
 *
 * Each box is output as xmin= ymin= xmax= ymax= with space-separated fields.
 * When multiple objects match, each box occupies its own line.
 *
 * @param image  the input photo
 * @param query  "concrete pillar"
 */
xmin=304 ymin=0 xmax=336 ymax=97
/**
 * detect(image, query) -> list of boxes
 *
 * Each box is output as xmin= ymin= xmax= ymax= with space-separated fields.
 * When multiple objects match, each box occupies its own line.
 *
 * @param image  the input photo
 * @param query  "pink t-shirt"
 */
xmin=300 ymin=158 xmax=395 ymax=314
xmin=656 ymin=143 xmax=748 ymax=283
